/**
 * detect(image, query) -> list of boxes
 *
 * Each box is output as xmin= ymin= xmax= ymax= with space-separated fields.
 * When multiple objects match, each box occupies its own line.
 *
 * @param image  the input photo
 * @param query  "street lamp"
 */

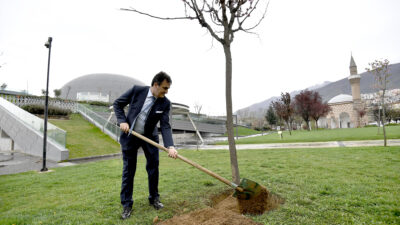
xmin=41 ymin=37 xmax=52 ymax=172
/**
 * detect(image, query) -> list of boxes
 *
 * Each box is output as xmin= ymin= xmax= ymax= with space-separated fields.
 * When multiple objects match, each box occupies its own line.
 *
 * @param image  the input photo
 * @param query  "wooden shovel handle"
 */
xmin=130 ymin=130 xmax=244 ymax=192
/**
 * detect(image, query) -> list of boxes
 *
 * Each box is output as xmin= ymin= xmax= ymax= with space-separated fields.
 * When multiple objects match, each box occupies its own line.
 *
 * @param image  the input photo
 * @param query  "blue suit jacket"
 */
xmin=113 ymin=85 xmax=174 ymax=150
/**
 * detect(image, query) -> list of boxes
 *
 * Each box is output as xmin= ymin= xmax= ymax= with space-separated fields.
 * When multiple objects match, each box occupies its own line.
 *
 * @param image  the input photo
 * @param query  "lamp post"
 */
xmin=41 ymin=37 xmax=52 ymax=172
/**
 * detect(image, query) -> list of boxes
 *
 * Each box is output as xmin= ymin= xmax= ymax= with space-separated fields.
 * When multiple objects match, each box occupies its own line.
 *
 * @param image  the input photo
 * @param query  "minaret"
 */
xmin=348 ymin=54 xmax=361 ymax=103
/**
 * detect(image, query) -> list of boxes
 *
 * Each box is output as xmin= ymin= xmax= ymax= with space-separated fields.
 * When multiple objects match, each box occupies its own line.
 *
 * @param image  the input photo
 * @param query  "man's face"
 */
xmin=153 ymin=80 xmax=171 ymax=98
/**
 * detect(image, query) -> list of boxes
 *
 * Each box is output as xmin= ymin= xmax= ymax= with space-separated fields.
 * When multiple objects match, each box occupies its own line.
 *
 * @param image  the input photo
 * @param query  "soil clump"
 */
xmin=156 ymin=189 xmax=284 ymax=225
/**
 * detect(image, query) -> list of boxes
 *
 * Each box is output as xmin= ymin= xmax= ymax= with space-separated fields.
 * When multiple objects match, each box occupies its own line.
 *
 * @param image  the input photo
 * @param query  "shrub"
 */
xmin=386 ymin=123 xmax=400 ymax=126
xmin=21 ymin=104 xmax=71 ymax=116
xmin=78 ymin=100 xmax=111 ymax=107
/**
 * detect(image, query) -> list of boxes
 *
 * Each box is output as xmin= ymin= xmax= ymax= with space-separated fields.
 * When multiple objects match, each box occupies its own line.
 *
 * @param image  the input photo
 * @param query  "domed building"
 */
xmin=319 ymin=56 xmax=369 ymax=128
xmin=60 ymin=73 xmax=145 ymax=103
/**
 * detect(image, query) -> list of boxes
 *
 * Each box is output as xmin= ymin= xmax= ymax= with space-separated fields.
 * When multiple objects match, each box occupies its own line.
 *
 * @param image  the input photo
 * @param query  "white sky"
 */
xmin=1 ymin=0 xmax=400 ymax=115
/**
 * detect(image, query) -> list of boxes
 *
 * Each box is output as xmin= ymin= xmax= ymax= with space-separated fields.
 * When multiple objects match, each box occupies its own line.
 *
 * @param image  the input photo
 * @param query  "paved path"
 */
xmin=1 ymin=139 xmax=399 ymax=176
xmin=183 ymin=139 xmax=400 ymax=150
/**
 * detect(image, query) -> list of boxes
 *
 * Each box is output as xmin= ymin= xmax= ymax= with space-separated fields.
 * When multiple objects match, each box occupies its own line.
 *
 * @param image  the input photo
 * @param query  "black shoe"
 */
xmin=149 ymin=197 xmax=164 ymax=210
xmin=121 ymin=206 xmax=132 ymax=220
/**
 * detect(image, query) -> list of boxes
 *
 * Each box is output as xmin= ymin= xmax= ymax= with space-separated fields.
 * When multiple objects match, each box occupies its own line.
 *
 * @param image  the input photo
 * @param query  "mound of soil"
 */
xmin=156 ymin=189 xmax=284 ymax=225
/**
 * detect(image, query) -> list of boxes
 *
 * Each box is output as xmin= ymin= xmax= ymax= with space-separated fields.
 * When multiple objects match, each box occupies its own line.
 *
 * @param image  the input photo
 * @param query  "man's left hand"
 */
xmin=167 ymin=147 xmax=178 ymax=159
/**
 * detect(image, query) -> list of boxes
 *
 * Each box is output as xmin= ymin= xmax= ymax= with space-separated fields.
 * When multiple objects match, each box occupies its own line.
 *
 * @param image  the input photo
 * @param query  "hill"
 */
xmin=236 ymin=63 xmax=400 ymax=119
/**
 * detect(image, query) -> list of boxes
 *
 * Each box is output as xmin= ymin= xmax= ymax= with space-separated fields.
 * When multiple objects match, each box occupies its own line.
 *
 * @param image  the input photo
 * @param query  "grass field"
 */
xmin=50 ymin=114 xmax=121 ymax=159
xmin=1 ymin=146 xmax=399 ymax=224
xmin=224 ymin=126 xmax=263 ymax=136
xmin=218 ymin=126 xmax=400 ymax=144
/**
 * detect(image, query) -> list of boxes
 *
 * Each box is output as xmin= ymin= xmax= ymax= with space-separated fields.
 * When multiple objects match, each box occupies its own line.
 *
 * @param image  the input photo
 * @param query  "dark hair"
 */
xmin=151 ymin=71 xmax=172 ymax=86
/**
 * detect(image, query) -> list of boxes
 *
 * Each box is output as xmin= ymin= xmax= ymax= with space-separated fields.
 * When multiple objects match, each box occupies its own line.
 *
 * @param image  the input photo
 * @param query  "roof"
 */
xmin=350 ymin=55 xmax=357 ymax=68
xmin=328 ymin=94 xmax=353 ymax=104
xmin=60 ymin=73 xmax=145 ymax=102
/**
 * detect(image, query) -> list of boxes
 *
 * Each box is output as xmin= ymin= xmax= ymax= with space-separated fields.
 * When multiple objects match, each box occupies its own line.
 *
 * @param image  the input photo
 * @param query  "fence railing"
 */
xmin=76 ymin=104 xmax=120 ymax=141
xmin=0 ymin=97 xmax=67 ymax=148
xmin=0 ymin=94 xmax=77 ymax=112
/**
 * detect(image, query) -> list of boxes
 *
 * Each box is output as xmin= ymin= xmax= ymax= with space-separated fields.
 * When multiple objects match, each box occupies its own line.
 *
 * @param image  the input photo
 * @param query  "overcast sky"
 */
xmin=1 ymin=0 xmax=400 ymax=115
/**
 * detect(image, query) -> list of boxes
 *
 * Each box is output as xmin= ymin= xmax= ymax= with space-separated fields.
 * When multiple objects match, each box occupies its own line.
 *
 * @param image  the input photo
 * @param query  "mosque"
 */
xmin=318 ymin=56 xmax=369 ymax=128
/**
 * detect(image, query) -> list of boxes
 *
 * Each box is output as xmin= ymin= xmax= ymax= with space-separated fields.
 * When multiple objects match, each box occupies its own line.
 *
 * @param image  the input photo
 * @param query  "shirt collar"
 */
xmin=147 ymin=88 xmax=156 ymax=99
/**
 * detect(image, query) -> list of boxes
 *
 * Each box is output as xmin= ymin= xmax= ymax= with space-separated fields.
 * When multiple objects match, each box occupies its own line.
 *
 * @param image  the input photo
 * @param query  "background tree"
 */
xmin=1 ymin=83 xmax=7 ymax=90
xmin=309 ymin=92 xmax=331 ymax=129
xmin=366 ymin=59 xmax=391 ymax=146
xmin=386 ymin=107 xmax=397 ymax=123
xmin=41 ymin=89 xmax=47 ymax=96
xmin=193 ymin=101 xmax=203 ymax=115
xmin=122 ymin=0 xmax=269 ymax=184
xmin=265 ymin=105 xmax=277 ymax=128
xmin=357 ymin=107 xmax=367 ymax=127
xmin=390 ymin=108 xmax=400 ymax=123
xmin=272 ymin=92 xmax=294 ymax=135
xmin=294 ymin=90 xmax=314 ymax=131
xmin=53 ymin=89 xmax=62 ymax=98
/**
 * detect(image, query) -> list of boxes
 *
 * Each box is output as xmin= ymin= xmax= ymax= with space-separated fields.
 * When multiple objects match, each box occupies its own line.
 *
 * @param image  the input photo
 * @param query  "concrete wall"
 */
xmin=0 ymin=104 xmax=69 ymax=162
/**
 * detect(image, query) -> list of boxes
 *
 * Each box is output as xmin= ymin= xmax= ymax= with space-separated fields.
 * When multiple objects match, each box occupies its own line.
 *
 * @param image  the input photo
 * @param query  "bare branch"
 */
xmin=120 ymin=7 xmax=197 ymax=20
xmin=241 ymin=0 xmax=270 ymax=31
xmin=190 ymin=0 xmax=224 ymax=43
xmin=204 ymin=1 xmax=223 ymax=25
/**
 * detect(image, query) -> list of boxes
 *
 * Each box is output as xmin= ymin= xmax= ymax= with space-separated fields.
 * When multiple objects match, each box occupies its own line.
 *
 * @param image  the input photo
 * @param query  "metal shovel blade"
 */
xmin=233 ymin=178 xmax=264 ymax=200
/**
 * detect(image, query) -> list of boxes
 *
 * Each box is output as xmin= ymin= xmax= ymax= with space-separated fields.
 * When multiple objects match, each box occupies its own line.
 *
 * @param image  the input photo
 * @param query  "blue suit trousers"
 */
xmin=120 ymin=136 xmax=160 ymax=208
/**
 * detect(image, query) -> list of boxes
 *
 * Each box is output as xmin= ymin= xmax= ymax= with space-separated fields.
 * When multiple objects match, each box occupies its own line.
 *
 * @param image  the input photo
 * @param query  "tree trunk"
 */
xmin=286 ymin=121 xmax=292 ymax=135
xmin=315 ymin=119 xmax=319 ymax=130
xmin=223 ymin=44 xmax=240 ymax=184
xmin=382 ymin=96 xmax=387 ymax=147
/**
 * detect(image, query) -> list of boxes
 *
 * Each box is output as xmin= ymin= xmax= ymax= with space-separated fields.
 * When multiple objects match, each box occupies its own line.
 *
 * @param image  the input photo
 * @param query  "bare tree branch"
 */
xmin=242 ymin=0 xmax=270 ymax=31
xmin=242 ymin=1 xmax=270 ymax=31
xmin=120 ymin=7 xmax=197 ymax=20
xmin=233 ymin=0 xmax=269 ymax=32
xmin=191 ymin=0 xmax=224 ymax=43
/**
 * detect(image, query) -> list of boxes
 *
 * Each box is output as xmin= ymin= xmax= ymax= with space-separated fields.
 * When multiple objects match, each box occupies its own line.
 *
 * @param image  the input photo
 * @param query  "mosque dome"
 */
xmin=328 ymin=94 xmax=353 ymax=104
xmin=60 ymin=73 xmax=145 ymax=103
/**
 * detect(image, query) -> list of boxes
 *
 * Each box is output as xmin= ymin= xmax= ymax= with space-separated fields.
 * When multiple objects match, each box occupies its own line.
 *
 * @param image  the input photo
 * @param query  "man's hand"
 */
xmin=120 ymin=122 xmax=130 ymax=134
xmin=167 ymin=147 xmax=178 ymax=159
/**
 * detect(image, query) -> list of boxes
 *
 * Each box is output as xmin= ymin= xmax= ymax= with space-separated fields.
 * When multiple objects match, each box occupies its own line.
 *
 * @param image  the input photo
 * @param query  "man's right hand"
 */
xmin=120 ymin=122 xmax=130 ymax=134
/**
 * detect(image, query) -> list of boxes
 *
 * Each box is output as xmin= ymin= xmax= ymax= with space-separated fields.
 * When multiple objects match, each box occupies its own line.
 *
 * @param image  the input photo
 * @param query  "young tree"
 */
xmin=41 ymin=89 xmax=47 ymax=96
xmin=122 ymin=0 xmax=269 ymax=184
xmin=366 ymin=59 xmax=391 ymax=146
xmin=309 ymin=92 xmax=331 ymax=129
xmin=53 ymin=89 xmax=62 ymax=98
xmin=391 ymin=109 xmax=400 ymax=123
xmin=272 ymin=92 xmax=294 ymax=135
xmin=357 ymin=107 xmax=367 ymax=127
xmin=265 ymin=105 xmax=277 ymax=128
xmin=294 ymin=90 xmax=314 ymax=131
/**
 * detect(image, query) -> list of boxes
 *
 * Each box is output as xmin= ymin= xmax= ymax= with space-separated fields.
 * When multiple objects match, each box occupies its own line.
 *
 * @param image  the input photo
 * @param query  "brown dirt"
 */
xmin=156 ymin=188 xmax=284 ymax=225
xmin=238 ymin=186 xmax=283 ymax=215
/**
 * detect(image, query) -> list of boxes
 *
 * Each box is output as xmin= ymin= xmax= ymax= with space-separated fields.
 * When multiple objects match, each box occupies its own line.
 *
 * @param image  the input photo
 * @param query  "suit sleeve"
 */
xmin=113 ymin=86 xmax=134 ymax=126
xmin=160 ymin=102 xmax=174 ymax=148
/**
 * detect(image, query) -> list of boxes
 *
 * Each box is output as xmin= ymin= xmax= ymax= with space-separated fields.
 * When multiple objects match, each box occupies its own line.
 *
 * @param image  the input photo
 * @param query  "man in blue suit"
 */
xmin=113 ymin=71 xmax=178 ymax=220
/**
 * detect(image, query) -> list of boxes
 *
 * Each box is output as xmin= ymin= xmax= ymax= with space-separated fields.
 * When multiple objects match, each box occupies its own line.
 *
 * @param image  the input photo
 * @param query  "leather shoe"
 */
xmin=121 ymin=206 xmax=132 ymax=220
xmin=149 ymin=197 xmax=164 ymax=210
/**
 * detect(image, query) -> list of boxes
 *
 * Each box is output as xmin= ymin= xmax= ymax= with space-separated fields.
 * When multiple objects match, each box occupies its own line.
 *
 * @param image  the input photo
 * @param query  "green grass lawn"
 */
xmin=50 ymin=113 xmax=121 ymax=159
xmin=1 ymin=146 xmax=399 ymax=224
xmin=218 ymin=126 xmax=400 ymax=144
xmin=223 ymin=126 xmax=263 ymax=136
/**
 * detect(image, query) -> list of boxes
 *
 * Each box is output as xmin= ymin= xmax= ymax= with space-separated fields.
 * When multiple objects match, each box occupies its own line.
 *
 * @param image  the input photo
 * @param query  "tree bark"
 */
xmin=382 ymin=95 xmax=387 ymax=147
xmin=223 ymin=44 xmax=240 ymax=184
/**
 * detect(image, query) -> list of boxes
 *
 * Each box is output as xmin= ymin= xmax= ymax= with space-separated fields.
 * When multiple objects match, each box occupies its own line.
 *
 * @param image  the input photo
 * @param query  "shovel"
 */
xmin=130 ymin=130 xmax=264 ymax=200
